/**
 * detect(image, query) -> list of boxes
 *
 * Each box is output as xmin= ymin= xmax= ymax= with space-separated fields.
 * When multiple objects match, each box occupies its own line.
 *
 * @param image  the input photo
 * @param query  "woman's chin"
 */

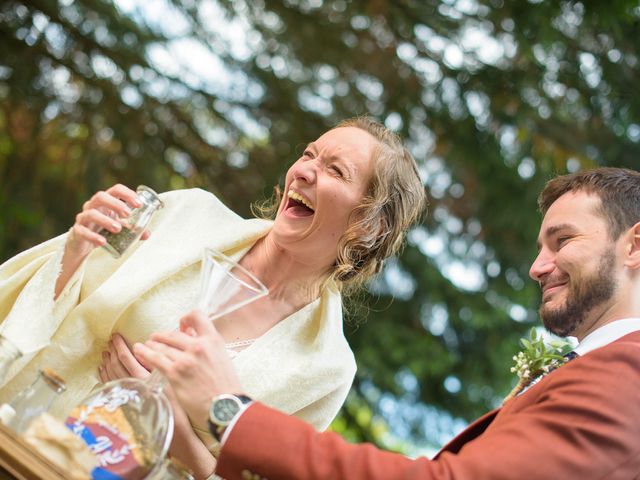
xmin=271 ymin=220 xmax=313 ymax=245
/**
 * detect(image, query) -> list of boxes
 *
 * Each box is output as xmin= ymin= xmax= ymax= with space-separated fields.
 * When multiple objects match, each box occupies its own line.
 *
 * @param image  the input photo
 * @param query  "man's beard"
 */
xmin=540 ymin=251 xmax=617 ymax=337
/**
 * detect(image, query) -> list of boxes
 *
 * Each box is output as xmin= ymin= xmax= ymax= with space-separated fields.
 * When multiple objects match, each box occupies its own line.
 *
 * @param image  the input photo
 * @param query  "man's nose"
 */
xmin=529 ymin=249 xmax=554 ymax=281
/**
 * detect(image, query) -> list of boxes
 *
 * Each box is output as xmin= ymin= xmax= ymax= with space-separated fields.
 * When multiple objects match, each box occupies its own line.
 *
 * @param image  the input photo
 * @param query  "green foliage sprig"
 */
xmin=504 ymin=328 xmax=572 ymax=403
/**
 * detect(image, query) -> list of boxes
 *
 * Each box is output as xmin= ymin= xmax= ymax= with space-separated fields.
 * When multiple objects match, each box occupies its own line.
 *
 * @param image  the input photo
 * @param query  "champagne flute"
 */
xmin=66 ymin=248 xmax=268 ymax=479
xmin=197 ymin=248 xmax=269 ymax=322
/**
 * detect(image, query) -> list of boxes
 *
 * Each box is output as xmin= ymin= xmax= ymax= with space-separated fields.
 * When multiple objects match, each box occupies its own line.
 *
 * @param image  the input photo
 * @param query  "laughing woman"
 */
xmin=0 ymin=116 xmax=426 ymax=477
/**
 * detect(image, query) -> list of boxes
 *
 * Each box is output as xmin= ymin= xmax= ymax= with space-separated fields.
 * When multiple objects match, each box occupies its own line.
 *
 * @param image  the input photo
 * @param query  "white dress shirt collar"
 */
xmin=574 ymin=317 xmax=640 ymax=356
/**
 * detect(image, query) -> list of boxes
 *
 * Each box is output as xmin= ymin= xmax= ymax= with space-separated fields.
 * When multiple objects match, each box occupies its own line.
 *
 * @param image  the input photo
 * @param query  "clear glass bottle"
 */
xmin=100 ymin=185 xmax=164 ymax=258
xmin=0 ymin=334 xmax=21 ymax=385
xmin=147 ymin=457 xmax=195 ymax=480
xmin=6 ymin=368 xmax=66 ymax=434
xmin=65 ymin=373 xmax=174 ymax=480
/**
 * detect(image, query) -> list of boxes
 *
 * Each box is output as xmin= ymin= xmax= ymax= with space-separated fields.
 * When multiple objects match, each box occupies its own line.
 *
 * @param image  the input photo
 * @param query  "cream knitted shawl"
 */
xmin=0 ymin=189 xmax=356 ymax=431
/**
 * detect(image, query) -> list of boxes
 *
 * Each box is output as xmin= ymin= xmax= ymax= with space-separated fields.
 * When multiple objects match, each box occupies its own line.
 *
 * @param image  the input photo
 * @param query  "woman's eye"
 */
xmin=330 ymin=165 xmax=343 ymax=177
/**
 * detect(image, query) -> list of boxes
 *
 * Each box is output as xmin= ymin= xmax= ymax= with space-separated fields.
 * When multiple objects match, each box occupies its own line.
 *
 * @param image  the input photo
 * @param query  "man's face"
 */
xmin=529 ymin=191 xmax=620 ymax=339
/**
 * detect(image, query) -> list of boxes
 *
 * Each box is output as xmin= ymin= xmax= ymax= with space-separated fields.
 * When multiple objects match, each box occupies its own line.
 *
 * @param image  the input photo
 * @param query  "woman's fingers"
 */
xmin=83 ymin=193 xmax=128 ymax=224
xmin=74 ymin=209 xmax=120 ymax=237
xmin=104 ymin=184 xmax=142 ymax=209
xmin=86 ymin=185 xmax=140 ymax=215
xmin=80 ymin=184 xmax=142 ymax=230
xmin=66 ymin=184 xmax=142 ymax=258
xmin=97 ymin=334 xmax=152 ymax=383
xmin=98 ymin=365 xmax=109 ymax=383
xmin=100 ymin=350 xmax=129 ymax=381
xmin=68 ymin=223 xmax=107 ymax=248
xmin=111 ymin=334 xmax=150 ymax=379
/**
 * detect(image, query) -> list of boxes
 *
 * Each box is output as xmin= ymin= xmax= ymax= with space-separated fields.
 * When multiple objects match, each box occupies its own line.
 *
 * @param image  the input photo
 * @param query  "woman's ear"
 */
xmin=624 ymin=222 xmax=640 ymax=270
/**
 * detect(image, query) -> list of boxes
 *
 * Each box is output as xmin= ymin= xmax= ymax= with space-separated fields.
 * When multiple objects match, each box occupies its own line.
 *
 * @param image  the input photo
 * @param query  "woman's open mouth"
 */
xmin=285 ymin=190 xmax=315 ymax=217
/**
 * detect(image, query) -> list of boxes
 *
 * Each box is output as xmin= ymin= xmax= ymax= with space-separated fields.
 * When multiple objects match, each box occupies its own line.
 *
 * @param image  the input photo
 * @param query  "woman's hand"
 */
xmin=98 ymin=333 xmax=151 ymax=382
xmin=55 ymin=184 xmax=149 ymax=298
xmin=69 ymin=184 xmax=147 ymax=257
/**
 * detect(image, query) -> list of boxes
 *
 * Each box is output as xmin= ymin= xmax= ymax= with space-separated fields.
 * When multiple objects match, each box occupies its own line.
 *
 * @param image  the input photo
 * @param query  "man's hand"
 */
xmin=133 ymin=309 xmax=244 ymax=429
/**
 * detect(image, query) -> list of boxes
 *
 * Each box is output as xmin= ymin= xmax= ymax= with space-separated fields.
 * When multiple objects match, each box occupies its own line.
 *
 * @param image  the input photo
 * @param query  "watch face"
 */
xmin=212 ymin=397 xmax=240 ymax=425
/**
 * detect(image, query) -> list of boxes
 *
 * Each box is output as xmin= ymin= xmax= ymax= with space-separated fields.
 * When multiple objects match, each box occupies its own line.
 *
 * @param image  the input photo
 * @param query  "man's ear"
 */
xmin=624 ymin=222 xmax=640 ymax=270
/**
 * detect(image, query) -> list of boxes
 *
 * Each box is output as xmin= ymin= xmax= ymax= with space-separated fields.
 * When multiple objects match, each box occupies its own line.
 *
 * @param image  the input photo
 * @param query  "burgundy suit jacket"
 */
xmin=216 ymin=331 xmax=640 ymax=479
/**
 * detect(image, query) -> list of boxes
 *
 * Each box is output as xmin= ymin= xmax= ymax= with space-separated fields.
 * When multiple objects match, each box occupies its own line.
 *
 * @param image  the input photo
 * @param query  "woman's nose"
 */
xmin=529 ymin=250 xmax=554 ymax=281
xmin=291 ymin=158 xmax=317 ymax=184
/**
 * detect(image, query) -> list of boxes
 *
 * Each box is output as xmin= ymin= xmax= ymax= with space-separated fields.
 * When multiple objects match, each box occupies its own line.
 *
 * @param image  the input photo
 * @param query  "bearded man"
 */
xmin=138 ymin=167 xmax=640 ymax=480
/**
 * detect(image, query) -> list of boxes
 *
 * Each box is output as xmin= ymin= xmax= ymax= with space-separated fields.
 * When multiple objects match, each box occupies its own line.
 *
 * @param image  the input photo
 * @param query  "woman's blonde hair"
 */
xmin=253 ymin=116 xmax=427 ymax=290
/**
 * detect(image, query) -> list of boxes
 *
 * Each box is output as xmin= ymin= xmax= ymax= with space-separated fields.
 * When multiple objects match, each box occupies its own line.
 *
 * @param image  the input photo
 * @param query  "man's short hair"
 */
xmin=538 ymin=167 xmax=640 ymax=239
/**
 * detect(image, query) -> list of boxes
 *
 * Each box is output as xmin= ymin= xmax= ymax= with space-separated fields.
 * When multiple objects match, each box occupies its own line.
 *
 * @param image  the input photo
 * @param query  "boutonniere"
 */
xmin=504 ymin=328 xmax=572 ymax=403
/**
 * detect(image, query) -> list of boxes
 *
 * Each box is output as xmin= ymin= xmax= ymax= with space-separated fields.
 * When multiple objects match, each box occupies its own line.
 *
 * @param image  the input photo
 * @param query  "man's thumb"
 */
xmin=179 ymin=308 xmax=211 ymax=336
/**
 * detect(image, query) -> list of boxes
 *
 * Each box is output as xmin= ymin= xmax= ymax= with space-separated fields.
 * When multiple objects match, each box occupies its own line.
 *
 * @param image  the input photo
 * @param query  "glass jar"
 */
xmin=147 ymin=457 xmax=195 ymax=480
xmin=65 ymin=373 xmax=174 ymax=480
xmin=5 ymin=368 xmax=66 ymax=434
xmin=0 ymin=334 xmax=21 ymax=385
xmin=100 ymin=185 xmax=164 ymax=258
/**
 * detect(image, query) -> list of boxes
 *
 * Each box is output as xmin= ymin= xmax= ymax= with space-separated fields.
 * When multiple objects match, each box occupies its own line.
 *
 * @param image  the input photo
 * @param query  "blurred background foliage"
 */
xmin=1 ymin=0 xmax=638 ymax=455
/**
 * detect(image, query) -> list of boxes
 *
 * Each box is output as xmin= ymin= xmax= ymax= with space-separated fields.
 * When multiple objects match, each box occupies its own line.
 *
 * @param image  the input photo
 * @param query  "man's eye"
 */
xmin=557 ymin=236 xmax=570 ymax=247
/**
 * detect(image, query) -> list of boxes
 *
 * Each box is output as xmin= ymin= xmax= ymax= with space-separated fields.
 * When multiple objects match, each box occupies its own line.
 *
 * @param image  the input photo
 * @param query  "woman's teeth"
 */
xmin=287 ymin=190 xmax=315 ymax=211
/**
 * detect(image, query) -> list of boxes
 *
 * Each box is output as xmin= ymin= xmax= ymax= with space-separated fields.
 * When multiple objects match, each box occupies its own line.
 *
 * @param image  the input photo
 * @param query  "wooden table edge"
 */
xmin=0 ymin=423 xmax=69 ymax=479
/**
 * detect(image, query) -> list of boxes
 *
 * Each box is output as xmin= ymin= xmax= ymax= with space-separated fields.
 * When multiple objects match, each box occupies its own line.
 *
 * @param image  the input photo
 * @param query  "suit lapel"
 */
xmin=434 ymin=407 xmax=500 ymax=457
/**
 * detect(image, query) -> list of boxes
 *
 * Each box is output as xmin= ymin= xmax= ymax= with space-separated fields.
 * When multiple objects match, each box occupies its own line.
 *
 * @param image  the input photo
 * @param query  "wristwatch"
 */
xmin=208 ymin=393 xmax=253 ymax=441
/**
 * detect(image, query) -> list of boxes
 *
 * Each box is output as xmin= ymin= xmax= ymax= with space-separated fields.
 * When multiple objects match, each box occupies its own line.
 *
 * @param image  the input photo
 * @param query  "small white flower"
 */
xmin=509 ymin=330 xmax=572 ymax=382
